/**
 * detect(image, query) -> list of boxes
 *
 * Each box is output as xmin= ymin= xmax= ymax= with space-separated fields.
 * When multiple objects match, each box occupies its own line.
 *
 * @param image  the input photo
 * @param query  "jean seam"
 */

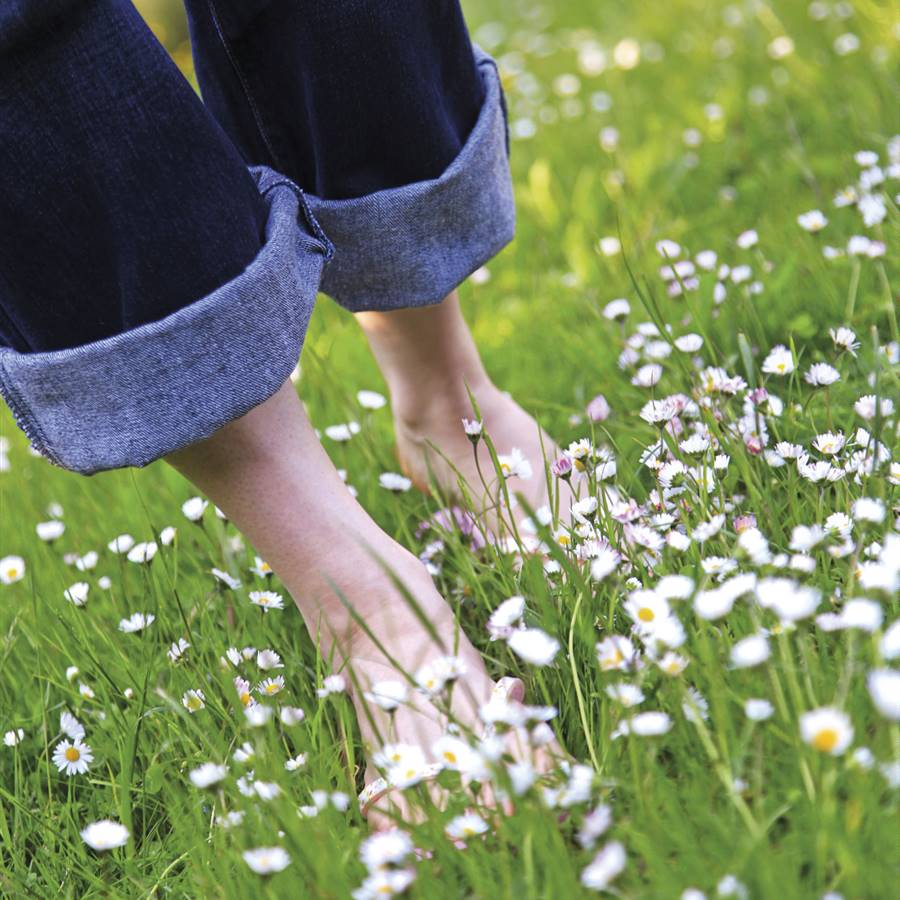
xmin=0 ymin=355 xmax=60 ymax=466
xmin=258 ymin=175 xmax=335 ymax=262
xmin=205 ymin=0 xmax=285 ymax=172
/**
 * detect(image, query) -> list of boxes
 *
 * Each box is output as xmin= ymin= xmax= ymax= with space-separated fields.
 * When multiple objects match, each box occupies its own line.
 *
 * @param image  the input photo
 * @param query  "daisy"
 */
xmin=118 ymin=612 xmax=155 ymax=634
xmin=4 ymin=729 xmax=24 ymax=746
xmin=730 ymin=634 xmax=770 ymax=669
xmin=167 ymin=638 xmax=190 ymax=663
xmin=324 ymin=422 xmax=360 ymax=442
xmin=126 ymin=541 xmax=157 ymax=564
xmin=182 ymin=690 xmax=206 ymax=713
xmin=160 ymin=526 xmax=177 ymax=546
xmin=181 ymin=496 xmax=208 ymax=522
xmin=800 ymin=707 xmax=853 ymax=755
xmin=624 ymin=590 xmax=671 ymax=632
xmin=36 ymin=520 xmax=65 ymax=542
xmin=280 ymin=706 xmax=306 ymax=725
xmin=285 ymin=753 xmax=307 ymax=771
xmin=461 ymin=417 xmax=483 ymax=441
xmin=812 ymin=432 xmax=845 ymax=455
xmin=0 ymin=555 xmax=25 ymax=585
xmin=52 ymin=738 xmax=93 ymax=776
xmin=357 ymin=389 xmax=387 ymax=410
xmin=242 ymin=847 xmax=291 ymax=874
xmin=797 ymin=209 xmax=828 ymax=232
xmin=605 ymin=683 xmax=645 ymax=707
xmin=867 ymin=670 xmax=900 ymax=720
xmin=581 ymin=841 xmax=626 ymax=891
xmin=446 ymin=812 xmax=489 ymax=841
xmin=245 ymin=705 xmax=273 ymax=727
xmin=829 ymin=326 xmax=859 ymax=356
xmin=256 ymin=649 xmax=283 ymax=670
xmin=107 ymin=534 xmax=134 ymax=554
xmin=498 ymin=447 xmax=533 ymax=480
xmin=249 ymin=556 xmax=273 ymax=578
xmin=211 ymin=568 xmax=241 ymax=589
xmin=249 ymin=590 xmax=284 ymax=611
xmin=189 ymin=762 xmax=227 ymax=788
xmin=596 ymin=635 xmax=637 ymax=671
xmin=630 ymin=711 xmax=672 ymax=735
xmin=80 ymin=820 xmax=129 ymax=851
xmin=853 ymin=394 xmax=894 ymax=421
xmin=64 ymin=582 xmax=89 ymax=607
xmin=60 ymin=711 xmax=85 ymax=740
xmin=744 ymin=698 xmax=774 ymax=721
xmin=317 ymin=673 xmax=347 ymax=697
xmin=804 ymin=363 xmax=840 ymax=387
xmin=378 ymin=472 xmax=412 ymax=492
xmin=507 ymin=627 xmax=560 ymax=666
xmin=257 ymin=676 xmax=285 ymax=697
xmin=363 ymin=680 xmax=408 ymax=711
xmin=761 ymin=345 xmax=794 ymax=376
xmin=359 ymin=830 xmax=413 ymax=870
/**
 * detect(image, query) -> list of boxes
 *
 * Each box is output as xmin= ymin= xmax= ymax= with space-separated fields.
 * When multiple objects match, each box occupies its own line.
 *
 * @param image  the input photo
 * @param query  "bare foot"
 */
xmin=311 ymin=545 xmax=560 ymax=829
xmin=357 ymin=292 xmax=583 ymax=540
xmin=394 ymin=381 xmax=579 ymax=540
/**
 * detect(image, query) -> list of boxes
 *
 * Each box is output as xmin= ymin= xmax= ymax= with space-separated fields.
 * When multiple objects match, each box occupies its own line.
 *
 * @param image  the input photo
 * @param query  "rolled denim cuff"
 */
xmin=307 ymin=47 xmax=515 ymax=312
xmin=0 ymin=167 xmax=331 ymax=475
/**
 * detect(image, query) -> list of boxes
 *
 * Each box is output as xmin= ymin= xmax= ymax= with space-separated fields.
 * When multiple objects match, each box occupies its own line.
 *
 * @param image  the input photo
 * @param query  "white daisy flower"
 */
xmin=249 ymin=590 xmax=284 ymax=611
xmin=507 ymin=627 xmax=560 ymax=666
xmin=867 ymin=670 xmax=900 ymax=720
xmin=242 ymin=847 xmax=291 ymax=874
xmin=189 ymin=762 xmax=227 ymax=788
xmin=60 ymin=711 xmax=85 ymax=740
xmin=799 ymin=707 xmax=853 ymax=755
xmin=36 ymin=520 xmax=65 ymax=542
xmin=64 ymin=582 xmax=90 ymax=607
xmin=182 ymin=690 xmax=206 ymax=713
xmin=118 ymin=612 xmax=155 ymax=633
xmin=80 ymin=820 xmax=129 ymax=851
xmin=52 ymin=738 xmax=93 ymax=776
xmin=107 ymin=534 xmax=134 ymax=554
xmin=378 ymin=472 xmax=412 ymax=492
xmin=446 ymin=812 xmax=489 ymax=841
xmin=126 ymin=541 xmax=157 ymax=564
xmin=357 ymin=389 xmax=387 ymax=409
xmin=0 ymin=555 xmax=26 ymax=585
xmin=4 ymin=729 xmax=24 ymax=747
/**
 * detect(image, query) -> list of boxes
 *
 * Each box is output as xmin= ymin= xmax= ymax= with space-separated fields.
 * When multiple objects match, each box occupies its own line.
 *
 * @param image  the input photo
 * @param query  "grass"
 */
xmin=1 ymin=0 xmax=898 ymax=897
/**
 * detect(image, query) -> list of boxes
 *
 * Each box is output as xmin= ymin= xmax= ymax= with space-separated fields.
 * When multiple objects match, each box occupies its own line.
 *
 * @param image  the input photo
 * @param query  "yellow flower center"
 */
xmin=187 ymin=697 xmax=201 ymax=710
xmin=443 ymin=751 xmax=457 ymax=765
xmin=638 ymin=608 xmax=655 ymax=622
xmin=6 ymin=568 xmax=17 ymax=579
xmin=240 ymin=692 xmax=251 ymax=706
xmin=602 ymin=650 xmax=624 ymax=670
xmin=812 ymin=728 xmax=838 ymax=753
xmin=265 ymin=683 xmax=279 ymax=694
xmin=65 ymin=747 xmax=81 ymax=762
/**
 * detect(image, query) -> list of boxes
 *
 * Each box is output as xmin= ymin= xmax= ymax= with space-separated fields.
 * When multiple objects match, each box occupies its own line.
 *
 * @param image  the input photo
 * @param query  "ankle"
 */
xmin=390 ymin=368 xmax=495 ymax=434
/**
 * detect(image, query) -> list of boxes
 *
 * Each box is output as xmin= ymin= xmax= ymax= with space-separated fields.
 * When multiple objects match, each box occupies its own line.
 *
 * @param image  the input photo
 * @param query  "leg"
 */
xmin=357 ymin=292 xmax=577 ymax=534
xmin=168 ymin=380 xmax=503 ymax=827
xmin=184 ymin=1 xmax=571 ymax=533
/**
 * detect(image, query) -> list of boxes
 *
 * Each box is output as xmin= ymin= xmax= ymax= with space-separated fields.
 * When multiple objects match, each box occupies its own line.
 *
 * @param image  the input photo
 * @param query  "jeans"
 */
xmin=0 ymin=0 xmax=515 ymax=474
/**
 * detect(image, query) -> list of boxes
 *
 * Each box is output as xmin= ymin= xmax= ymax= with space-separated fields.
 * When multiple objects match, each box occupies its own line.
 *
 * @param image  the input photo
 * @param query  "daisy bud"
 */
xmin=551 ymin=456 xmax=573 ymax=480
xmin=462 ymin=418 xmax=483 ymax=444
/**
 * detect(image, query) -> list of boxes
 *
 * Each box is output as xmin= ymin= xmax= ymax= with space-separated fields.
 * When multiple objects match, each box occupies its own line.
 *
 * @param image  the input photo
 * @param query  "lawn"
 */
xmin=1 ymin=1 xmax=897 ymax=897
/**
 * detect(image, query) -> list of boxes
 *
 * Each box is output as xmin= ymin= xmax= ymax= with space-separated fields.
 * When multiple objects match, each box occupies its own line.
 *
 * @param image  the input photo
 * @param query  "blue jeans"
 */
xmin=0 ymin=0 xmax=514 ymax=474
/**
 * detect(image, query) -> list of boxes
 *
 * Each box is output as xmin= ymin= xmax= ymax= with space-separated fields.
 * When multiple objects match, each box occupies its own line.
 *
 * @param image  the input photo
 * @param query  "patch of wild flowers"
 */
xmin=1 ymin=2 xmax=897 ymax=896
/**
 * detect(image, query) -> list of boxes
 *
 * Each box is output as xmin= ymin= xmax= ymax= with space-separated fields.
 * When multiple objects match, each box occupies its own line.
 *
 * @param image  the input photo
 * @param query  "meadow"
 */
xmin=1 ymin=0 xmax=898 ymax=896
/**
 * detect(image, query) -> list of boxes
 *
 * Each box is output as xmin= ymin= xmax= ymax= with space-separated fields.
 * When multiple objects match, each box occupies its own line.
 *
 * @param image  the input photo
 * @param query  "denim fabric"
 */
xmin=0 ymin=0 xmax=515 ymax=474
xmin=0 ymin=169 xmax=330 ymax=474
xmin=0 ymin=0 xmax=270 ymax=354
xmin=309 ymin=50 xmax=515 ymax=312
xmin=183 ymin=0 xmax=485 ymax=200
